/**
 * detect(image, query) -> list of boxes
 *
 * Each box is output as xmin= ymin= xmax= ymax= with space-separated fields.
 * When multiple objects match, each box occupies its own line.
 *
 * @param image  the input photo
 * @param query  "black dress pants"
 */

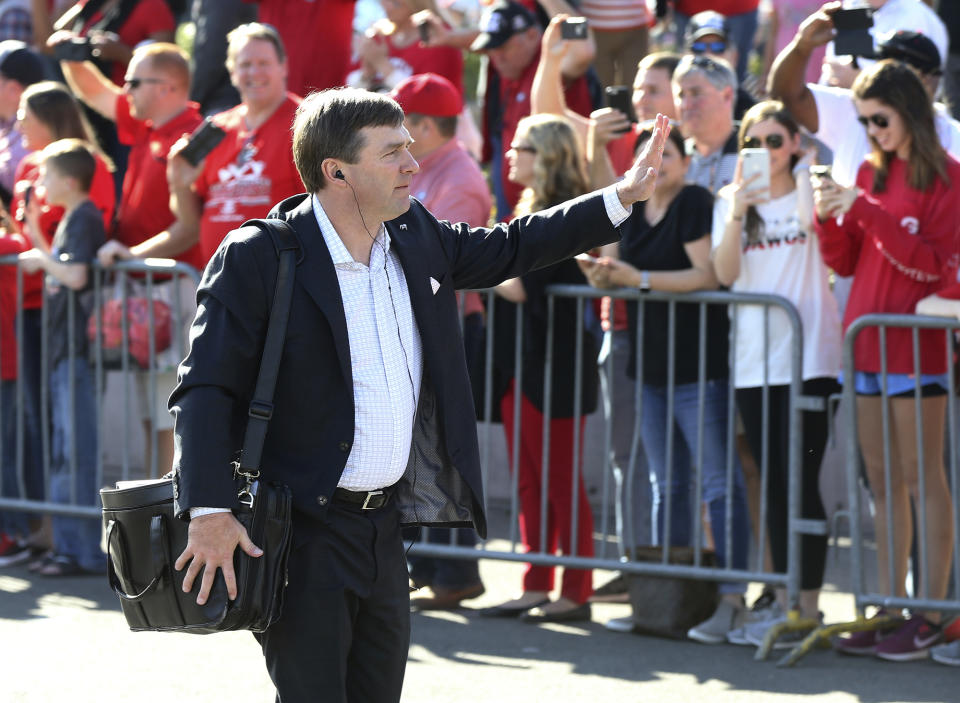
xmin=255 ymin=499 xmax=410 ymax=703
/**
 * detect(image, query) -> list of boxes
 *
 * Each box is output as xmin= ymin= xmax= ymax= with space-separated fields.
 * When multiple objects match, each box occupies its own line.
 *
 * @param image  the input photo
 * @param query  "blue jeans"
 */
xmin=50 ymin=358 xmax=103 ymax=572
xmin=640 ymin=380 xmax=750 ymax=593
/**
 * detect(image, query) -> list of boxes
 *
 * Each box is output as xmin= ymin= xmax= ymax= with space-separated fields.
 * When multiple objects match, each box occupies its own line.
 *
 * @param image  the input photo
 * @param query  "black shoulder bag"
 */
xmin=99 ymin=219 xmax=300 ymax=633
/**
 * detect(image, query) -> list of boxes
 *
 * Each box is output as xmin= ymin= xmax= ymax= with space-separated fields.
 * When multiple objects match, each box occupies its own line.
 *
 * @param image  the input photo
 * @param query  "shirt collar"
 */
xmin=311 ymin=194 xmax=390 ymax=267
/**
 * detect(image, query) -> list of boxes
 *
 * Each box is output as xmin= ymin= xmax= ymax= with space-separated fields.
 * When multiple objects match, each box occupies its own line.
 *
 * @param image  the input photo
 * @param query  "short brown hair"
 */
xmin=135 ymin=42 xmax=190 ymax=91
xmin=292 ymin=88 xmax=404 ymax=193
xmin=226 ymin=22 xmax=286 ymax=71
xmin=42 ymin=138 xmax=96 ymax=193
xmin=406 ymin=112 xmax=458 ymax=139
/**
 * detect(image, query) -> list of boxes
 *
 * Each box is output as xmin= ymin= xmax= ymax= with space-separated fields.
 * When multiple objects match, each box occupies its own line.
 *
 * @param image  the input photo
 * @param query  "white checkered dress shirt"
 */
xmin=189 ymin=185 xmax=630 ymax=516
xmin=311 ymin=195 xmax=424 ymax=491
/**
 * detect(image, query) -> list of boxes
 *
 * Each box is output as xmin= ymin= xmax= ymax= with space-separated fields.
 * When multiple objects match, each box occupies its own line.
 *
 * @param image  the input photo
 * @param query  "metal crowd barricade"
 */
xmin=790 ymin=313 xmax=960 ymax=665
xmin=410 ymin=284 xmax=826 ymax=664
xmin=0 ymin=257 xmax=201 ymax=524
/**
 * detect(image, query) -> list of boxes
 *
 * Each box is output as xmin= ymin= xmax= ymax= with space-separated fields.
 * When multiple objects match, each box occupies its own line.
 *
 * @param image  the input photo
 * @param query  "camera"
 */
xmin=178 ymin=118 xmax=228 ymax=167
xmin=52 ymin=37 xmax=93 ymax=62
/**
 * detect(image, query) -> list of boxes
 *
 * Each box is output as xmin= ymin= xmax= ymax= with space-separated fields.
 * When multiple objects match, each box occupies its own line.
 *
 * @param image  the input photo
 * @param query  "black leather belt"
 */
xmin=333 ymin=486 xmax=392 ymax=510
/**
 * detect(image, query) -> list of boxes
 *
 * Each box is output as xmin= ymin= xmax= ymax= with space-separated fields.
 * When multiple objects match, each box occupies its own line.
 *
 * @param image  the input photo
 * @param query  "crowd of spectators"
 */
xmin=0 ymin=0 xmax=958 ymax=669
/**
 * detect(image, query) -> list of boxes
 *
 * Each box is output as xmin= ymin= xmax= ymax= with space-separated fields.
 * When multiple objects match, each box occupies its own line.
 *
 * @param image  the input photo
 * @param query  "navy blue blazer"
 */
xmin=170 ymin=190 xmax=623 ymax=538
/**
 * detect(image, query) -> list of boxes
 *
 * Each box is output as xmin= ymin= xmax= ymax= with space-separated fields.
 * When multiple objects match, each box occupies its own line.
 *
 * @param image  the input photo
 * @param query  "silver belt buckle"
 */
xmin=362 ymin=489 xmax=384 ymax=510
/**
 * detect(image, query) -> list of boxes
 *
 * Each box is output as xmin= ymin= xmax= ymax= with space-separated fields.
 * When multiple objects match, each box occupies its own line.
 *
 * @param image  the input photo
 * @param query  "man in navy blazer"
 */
xmin=170 ymin=87 xmax=670 ymax=703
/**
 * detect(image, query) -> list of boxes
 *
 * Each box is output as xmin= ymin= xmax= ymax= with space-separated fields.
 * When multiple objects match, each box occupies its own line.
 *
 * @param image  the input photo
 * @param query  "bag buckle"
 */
xmin=248 ymin=400 xmax=274 ymax=420
xmin=362 ymin=490 xmax=384 ymax=510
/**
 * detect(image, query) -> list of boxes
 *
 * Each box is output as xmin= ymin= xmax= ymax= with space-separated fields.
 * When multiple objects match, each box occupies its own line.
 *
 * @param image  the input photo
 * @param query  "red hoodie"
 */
xmin=815 ymin=155 xmax=960 ymax=374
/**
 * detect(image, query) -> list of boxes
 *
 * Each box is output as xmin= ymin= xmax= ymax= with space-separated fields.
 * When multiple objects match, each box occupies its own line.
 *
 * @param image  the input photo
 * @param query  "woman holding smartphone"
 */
xmin=580 ymin=121 xmax=751 ymax=644
xmin=712 ymin=100 xmax=842 ymax=648
xmin=813 ymin=60 xmax=960 ymax=661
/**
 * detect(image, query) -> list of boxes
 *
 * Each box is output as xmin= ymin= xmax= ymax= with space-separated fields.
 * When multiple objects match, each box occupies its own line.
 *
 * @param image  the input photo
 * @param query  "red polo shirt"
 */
xmin=114 ymin=94 xmax=204 ymax=268
xmin=194 ymin=94 xmax=304 ymax=265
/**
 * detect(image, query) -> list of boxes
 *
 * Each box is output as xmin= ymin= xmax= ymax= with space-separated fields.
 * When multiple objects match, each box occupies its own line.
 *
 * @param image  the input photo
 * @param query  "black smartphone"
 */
xmin=604 ymin=85 xmax=637 ymax=127
xmin=832 ymin=7 xmax=874 ymax=57
xmin=560 ymin=17 xmax=588 ymax=40
xmin=417 ymin=20 xmax=430 ymax=43
xmin=178 ymin=118 xmax=228 ymax=167
xmin=53 ymin=38 xmax=92 ymax=62
xmin=22 ymin=184 xmax=32 ymax=207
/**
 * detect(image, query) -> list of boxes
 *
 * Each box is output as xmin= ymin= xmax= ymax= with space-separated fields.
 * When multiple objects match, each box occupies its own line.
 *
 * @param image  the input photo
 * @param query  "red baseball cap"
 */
xmin=390 ymin=73 xmax=462 ymax=118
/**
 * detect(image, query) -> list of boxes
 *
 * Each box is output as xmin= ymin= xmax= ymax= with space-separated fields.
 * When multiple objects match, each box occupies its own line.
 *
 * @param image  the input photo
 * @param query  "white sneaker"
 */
xmin=688 ymin=600 xmax=742 ymax=644
xmin=727 ymin=601 xmax=783 ymax=646
xmin=931 ymin=639 xmax=960 ymax=666
xmin=604 ymin=615 xmax=637 ymax=633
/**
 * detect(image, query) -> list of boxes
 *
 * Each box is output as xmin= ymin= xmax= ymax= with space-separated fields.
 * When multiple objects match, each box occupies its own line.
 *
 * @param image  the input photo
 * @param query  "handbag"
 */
xmin=87 ymin=277 xmax=173 ymax=370
xmin=624 ymin=546 xmax=719 ymax=639
xmin=99 ymin=218 xmax=300 ymax=633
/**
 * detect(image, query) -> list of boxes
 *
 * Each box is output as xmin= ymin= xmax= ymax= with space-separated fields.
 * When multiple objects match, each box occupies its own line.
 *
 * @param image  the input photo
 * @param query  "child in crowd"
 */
xmin=18 ymin=139 xmax=105 ymax=577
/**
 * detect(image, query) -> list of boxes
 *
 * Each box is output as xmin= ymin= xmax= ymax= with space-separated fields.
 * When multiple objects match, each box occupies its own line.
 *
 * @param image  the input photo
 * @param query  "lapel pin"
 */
xmin=400 ymin=224 xmax=407 ymax=230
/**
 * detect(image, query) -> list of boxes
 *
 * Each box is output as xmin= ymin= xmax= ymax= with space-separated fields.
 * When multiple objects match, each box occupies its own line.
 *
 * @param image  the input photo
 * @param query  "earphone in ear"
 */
xmin=334 ymin=169 xmax=345 ymax=180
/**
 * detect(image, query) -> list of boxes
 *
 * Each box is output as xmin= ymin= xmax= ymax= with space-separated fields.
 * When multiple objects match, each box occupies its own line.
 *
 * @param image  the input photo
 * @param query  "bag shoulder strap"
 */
xmin=237 ymin=217 xmax=301 ymax=474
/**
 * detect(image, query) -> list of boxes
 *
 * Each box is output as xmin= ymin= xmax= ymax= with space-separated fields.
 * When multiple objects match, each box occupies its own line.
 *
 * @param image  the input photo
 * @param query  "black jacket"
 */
xmin=170 ymin=190 xmax=621 ymax=539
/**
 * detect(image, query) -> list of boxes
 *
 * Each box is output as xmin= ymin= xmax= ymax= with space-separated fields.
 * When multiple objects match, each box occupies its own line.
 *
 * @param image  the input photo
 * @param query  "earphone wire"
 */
xmin=342 ymin=176 xmax=423 ymax=544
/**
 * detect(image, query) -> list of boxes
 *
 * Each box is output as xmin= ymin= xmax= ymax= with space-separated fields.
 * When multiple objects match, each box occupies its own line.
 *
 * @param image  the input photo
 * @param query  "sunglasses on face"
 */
xmin=690 ymin=41 xmax=726 ymax=54
xmin=857 ymin=113 xmax=890 ymax=129
xmin=742 ymin=134 xmax=785 ymax=150
xmin=510 ymin=143 xmax=536 ymax=153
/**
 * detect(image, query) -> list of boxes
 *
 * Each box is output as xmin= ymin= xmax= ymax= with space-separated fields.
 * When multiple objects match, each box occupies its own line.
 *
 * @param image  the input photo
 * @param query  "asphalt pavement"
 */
xmin=1 ymin=520 xmax=956 ymax=703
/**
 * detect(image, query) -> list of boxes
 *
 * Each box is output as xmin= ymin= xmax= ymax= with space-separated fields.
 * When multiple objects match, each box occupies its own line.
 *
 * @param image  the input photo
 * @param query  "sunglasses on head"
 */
xmin=857 ymin=113 xmax=890 ymax=129
xmin=690 ymin=41 xmax=726 ymax=54
xmin=742 ymin=134 xmax=784 ymax=150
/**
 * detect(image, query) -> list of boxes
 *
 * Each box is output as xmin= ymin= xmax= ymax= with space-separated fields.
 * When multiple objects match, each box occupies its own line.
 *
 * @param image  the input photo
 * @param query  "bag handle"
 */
xmin=106 ymin=516 xmax=166 ymax=602
xmin=236 ymin=219 xmax=301 ymax=476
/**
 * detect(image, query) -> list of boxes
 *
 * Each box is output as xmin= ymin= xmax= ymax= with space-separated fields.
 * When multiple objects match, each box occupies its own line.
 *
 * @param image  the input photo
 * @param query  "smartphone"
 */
xmin=53 ymin=37 xmax=92 ymax=62
xmin=560 ymin=17 xmax=588 ymax=40
xmin=604 ymin=86 xmax=637 ymax=126
xmin=740 ymin=148 xmax=770 ymax=195
xmin=832 ymin=6 xmax=874 ymax=57
xmin=22 ymin=184 xmax=32 ymax=207
xmin=178 ymin=118 xmax=228 ymax=167
xmin=417 ymin=20 xmax=430 ymax=43
xmin=574 ymin=252 xmax=600 ymax=265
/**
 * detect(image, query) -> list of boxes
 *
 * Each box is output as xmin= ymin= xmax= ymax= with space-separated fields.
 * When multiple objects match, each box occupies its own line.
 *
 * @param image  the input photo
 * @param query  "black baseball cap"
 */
xmin=876 ymin=30 xmax=942 ymax=75
xmin=470 ymin=1 xmax=537 ymax=52
xmin=0 ymin=41 xmax=44 ymax=87
xmin=685 ymin=11 xmax=729 ymax=45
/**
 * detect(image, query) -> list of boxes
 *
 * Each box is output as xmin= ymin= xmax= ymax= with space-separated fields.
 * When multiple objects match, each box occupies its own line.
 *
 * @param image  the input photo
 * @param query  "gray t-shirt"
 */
xmin=46 ymin=199 xmax=105 ymax=365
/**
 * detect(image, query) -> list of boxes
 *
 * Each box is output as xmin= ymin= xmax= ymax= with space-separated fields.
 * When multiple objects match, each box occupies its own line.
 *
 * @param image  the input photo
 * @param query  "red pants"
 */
xmin=501 ymin=382 xmax=594 ymax=604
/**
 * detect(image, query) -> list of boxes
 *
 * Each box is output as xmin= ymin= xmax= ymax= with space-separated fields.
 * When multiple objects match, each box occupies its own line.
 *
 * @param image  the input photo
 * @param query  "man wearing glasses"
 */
xmin=57 ymin=41 xmax=205 ymax=477
xmin=683 ymin=10 xmax=756 ymax=120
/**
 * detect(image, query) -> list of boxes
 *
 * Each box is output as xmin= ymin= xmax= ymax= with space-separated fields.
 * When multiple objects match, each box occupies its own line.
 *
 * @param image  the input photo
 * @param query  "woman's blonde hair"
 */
xmin=514 ymin=114 xmax=589 ymax=216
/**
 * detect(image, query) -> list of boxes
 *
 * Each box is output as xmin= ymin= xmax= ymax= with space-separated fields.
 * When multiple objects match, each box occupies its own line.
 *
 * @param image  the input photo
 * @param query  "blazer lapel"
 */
xmin=284 ymin=196 xmax=353 ymax=389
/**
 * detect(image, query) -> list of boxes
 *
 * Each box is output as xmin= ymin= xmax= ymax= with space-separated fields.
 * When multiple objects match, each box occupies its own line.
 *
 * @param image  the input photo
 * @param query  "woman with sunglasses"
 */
xmin=813 ymin=60 xmax=960 ymax=661
xmin=712 ymin=100 xmax=842 ymax=648
xmin=580 ymin=121 xmax=751 ymax=644
xmin=481 ymin=114 xmax=599 ymax=623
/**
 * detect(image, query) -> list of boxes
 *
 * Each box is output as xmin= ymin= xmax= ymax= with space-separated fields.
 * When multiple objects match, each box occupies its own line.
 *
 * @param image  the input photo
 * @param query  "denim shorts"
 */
xmin=842 ymin=371 xmax=950 ymax=397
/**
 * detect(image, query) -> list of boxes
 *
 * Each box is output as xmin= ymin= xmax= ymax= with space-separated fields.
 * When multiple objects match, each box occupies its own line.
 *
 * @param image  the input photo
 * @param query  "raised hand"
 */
xmin=615 ymin=113 xmax=671 ymax=206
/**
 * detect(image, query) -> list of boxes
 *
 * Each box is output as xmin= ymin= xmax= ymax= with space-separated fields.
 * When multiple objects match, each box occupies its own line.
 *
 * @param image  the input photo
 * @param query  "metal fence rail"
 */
xmin=0 ymin=258 xmax=201 ymax=521
xmin=780 ymin=312 xmax=960 ymax=665
xmin=411 ymin=284 xmax=828 ymax=663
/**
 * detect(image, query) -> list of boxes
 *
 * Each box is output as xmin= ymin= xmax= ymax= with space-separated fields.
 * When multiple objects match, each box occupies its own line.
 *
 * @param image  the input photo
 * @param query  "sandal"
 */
xmin=37 ymin=554 xmax=88 ymax=577
xmin=27 ymin=551 xmax=54 ymax=573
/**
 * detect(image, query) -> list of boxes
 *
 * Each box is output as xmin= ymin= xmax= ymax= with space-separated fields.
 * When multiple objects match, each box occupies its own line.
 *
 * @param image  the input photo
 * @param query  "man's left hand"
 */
xmin=616 ymin=113 xmax=671 ymax=207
